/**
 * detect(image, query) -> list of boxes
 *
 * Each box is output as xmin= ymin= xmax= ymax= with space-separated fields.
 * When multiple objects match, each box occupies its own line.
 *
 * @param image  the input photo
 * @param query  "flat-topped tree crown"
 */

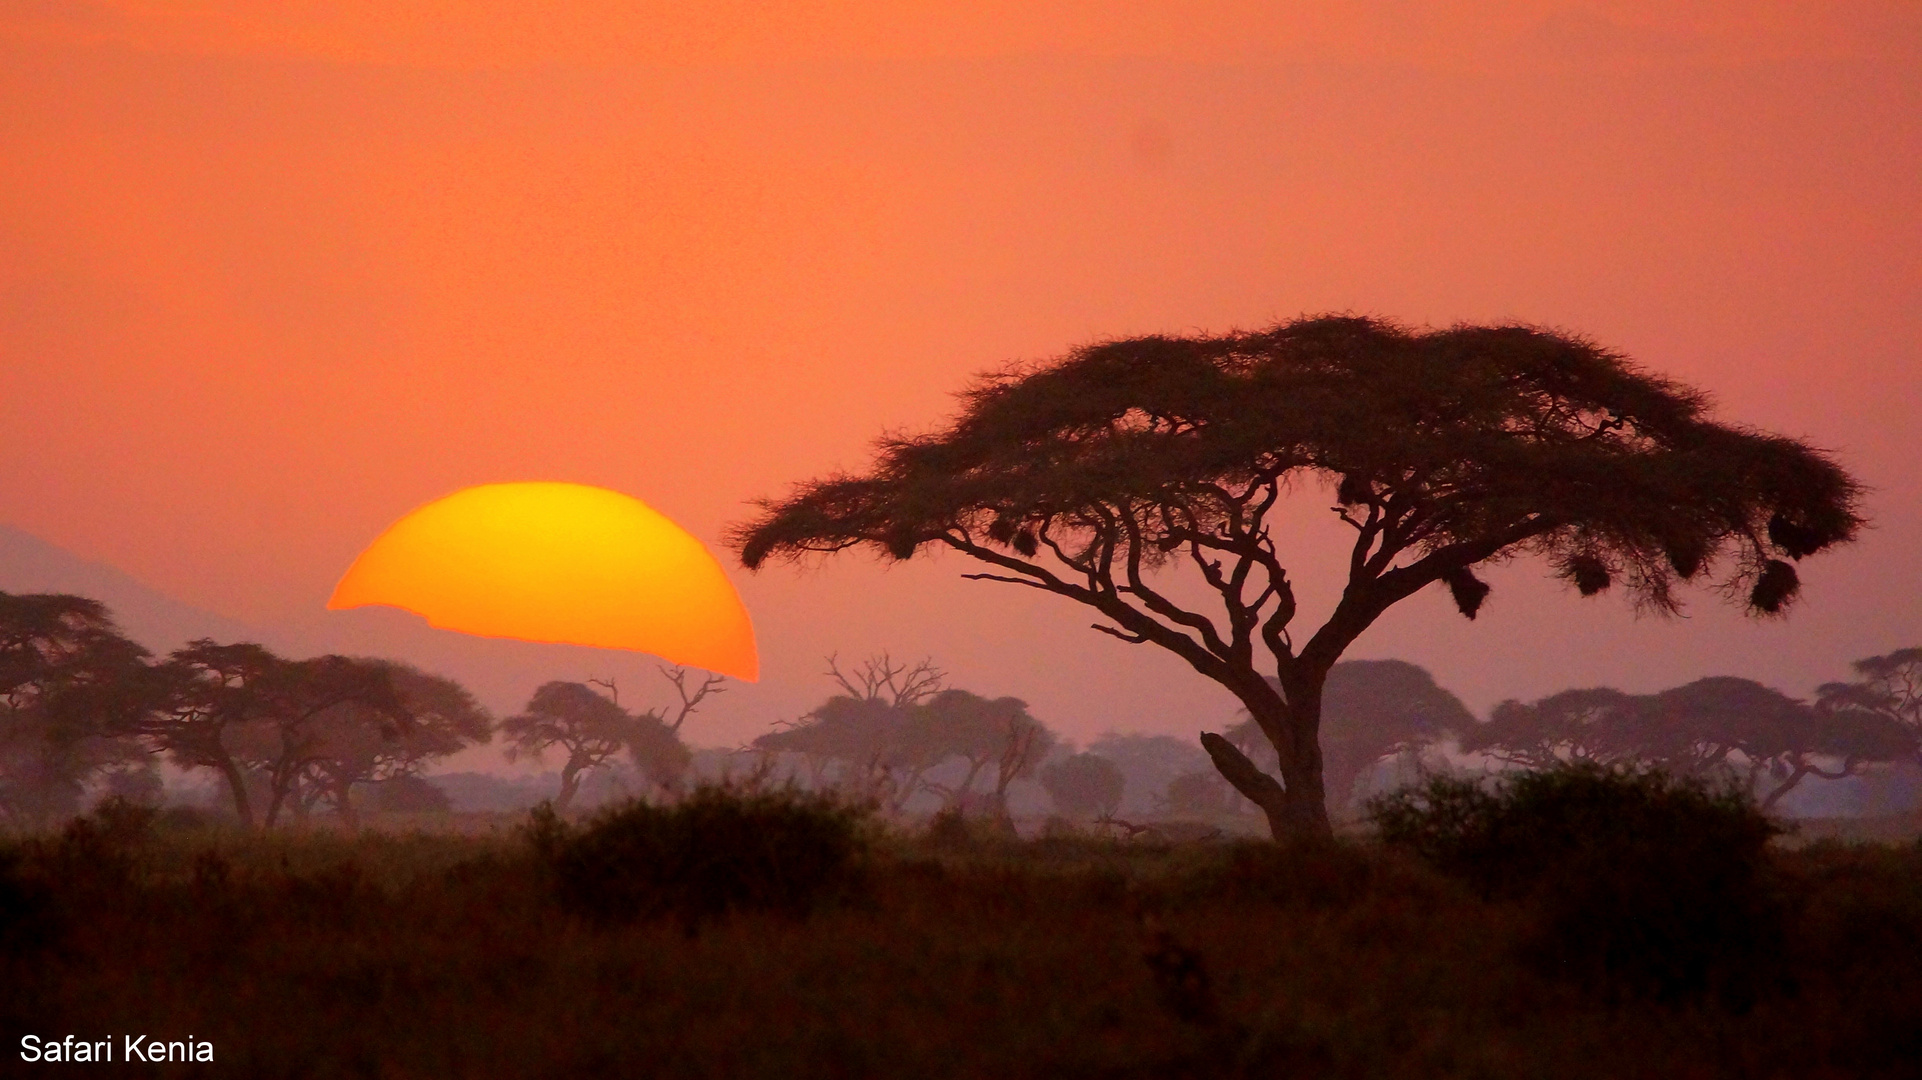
xmin=731 ymin=315 xmax=1862 ymax=840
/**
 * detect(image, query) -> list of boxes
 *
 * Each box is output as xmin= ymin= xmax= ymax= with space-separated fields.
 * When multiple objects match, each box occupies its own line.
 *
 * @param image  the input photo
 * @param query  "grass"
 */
xmin=3 ymin=792 xmax=1921 ymax=1078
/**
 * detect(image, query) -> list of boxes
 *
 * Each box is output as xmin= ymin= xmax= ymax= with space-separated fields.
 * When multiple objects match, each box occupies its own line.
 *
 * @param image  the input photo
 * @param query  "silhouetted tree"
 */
xmin=1463 ymin=676 xmax=1913 ymax=808
xmin=917 ymin=689 xmax=1048 ymax=812
xmin=985 ymin=698 xmax=1053 ymax=816
xmin=823 ymin=653 xmax=944 ymax=710
xmin=0 ymin=592 xmax=156 ymax=825
xmin=1229 ymin=660 xmax=1476 ymax=819
xmin=1041 ymin=752 xmax=1125 ymax=818
xmin=503 ymin=678 xmax=692 ymax=812
xmin=296 ymin=661 xmax=491 ymax=828
xmin=145 ymin=642 xmax=408 ymax=828
xmin=1818 ymin=648 xmax=1922 ymax=756
xmin=655 ymin=665 xmax=729 ymax=734
xmin=754 ymin=654 xmax=947 ymax=808
xmin=753 ymin=657 xmax=1052 ymax=814
xmin=755 ymin=694 xmax=909 ymax=801
xmin=733 ymin=316 xmax=1862 ymax=838
xmin=1816 ymin=648 xmax=1922 ymax=809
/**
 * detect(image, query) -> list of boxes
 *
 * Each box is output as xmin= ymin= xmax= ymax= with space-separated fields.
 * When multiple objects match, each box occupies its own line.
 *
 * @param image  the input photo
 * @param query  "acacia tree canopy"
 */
xmin=1818 ymin=648 xmax=1922 ymax=760
xmin=150 ymin=642 xmax=410 ymax=828
xmin=731 ymin=316 xmax=1863 ymax=839
xmin=299 ymin=660 xmax=492 ymax=827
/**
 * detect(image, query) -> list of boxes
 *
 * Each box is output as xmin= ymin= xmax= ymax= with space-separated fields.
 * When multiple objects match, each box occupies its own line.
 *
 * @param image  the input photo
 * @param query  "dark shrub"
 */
xmin=38 ymin=797 xmax=156 ymax=893
xmin=0 ymin=844 xmax=56 ymax=957
xmin=1369 ymin=763 xmax=1785 ymax=1004
xmin=924 ymin=805 xmax=973 ymax=848
xmin=543 ymin=785 xmax=869 ymax=927
xmin=82 ymin=796 xmax=158 ymax=848
xmin=156 ymin=804 xmax=213 ymax=831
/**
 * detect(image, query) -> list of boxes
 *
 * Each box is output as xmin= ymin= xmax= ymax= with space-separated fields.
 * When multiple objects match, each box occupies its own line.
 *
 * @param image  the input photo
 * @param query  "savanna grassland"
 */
xmin=5 ymin=792 xmax=1922 ymax=1080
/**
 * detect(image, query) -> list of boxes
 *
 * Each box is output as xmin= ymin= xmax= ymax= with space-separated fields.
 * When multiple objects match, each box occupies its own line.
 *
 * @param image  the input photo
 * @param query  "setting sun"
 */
xmin=327 ymin=482 xmax=757 ymax=680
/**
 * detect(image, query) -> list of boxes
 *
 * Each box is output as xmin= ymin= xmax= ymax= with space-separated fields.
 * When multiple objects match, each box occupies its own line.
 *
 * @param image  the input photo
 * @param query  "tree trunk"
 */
xmin=330 ymin=777 xmax=360 ymax=831
xmin=215 ymin=754 xmax=256 ymax=830
xmin=944 ymin=758 xmax=988 ymax=810
xmin=556 ymin=759 xmax=584 ymax=813
xmin=1201 ymin=675 xmax=1334 ymax=842
xmin=263 ymin=771 xmax=293 ymax=828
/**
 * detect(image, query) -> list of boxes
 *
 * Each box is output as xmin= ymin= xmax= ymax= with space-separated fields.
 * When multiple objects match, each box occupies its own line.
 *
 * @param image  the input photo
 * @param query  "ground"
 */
xmin=4 ymin=808 xmax=1921 ymax=1078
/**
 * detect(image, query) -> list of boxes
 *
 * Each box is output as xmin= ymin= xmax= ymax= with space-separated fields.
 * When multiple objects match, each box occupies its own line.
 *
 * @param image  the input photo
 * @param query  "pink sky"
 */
xmin=3 ymin=2 xmax=1918 ymax=746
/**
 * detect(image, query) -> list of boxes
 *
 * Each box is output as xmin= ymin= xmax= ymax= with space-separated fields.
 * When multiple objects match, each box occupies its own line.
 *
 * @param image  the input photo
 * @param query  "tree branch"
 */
xmin=1200 ymin=731 xmax=1285 ymax=808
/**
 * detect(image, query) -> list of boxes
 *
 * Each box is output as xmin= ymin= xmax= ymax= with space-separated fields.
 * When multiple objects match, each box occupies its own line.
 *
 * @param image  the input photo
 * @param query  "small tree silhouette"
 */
xmin=503 ymin=672 xmax=700 ymax=813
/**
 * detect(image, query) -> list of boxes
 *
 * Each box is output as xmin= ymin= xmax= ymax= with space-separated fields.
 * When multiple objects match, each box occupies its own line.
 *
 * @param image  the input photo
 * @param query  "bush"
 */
xmin=541 ymin=785 xmax=870 ymax=927
xmin=1369 ymin=763 xmax=1785 ymax=1004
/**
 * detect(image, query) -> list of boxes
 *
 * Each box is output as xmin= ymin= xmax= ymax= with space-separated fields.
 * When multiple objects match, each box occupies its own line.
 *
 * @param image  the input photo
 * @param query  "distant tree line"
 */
xmin=0 ymin=589 xmax=713 ymax=829
xmin=1462 ymin=657 xmax=1922 ymax=811
xmin=1219 ymin=654 xmax=1922 ymax=820
xmin=1046 ymin=654 xmax=1922 ymax=827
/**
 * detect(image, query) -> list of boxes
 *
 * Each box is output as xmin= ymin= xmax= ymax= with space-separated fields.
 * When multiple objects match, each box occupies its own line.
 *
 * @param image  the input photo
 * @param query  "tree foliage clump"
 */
xmin=537 ymin=784 xmax=871 ymax=928
xmin=732 ymin=315 xmax=1862 ymax=839
xmin=1040 ymin=752 xmax=1125 ymax=819
xmin=1370 ymin=764 xmax=1785 ymax=1003
xmin=753 ymin=655 xmax=1054 ymax=815
xmin=291 ymin=661 xmax=490 ymax=827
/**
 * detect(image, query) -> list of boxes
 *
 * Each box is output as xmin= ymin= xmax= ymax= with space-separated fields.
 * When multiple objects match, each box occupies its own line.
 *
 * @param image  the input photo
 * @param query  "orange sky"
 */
xmin=3 ymin=3 xmax=1919 ymax=746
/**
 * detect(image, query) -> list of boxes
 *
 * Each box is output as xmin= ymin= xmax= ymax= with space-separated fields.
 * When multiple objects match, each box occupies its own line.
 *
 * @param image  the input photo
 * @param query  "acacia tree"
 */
xmin=732 ymin=316 xmax=1862 ymax=839
xmin=1818 ymin=648 xmax=1922 ymax=756
xmin=298 ymin=661 xmax=492 ymax=828
xmin=916 ymin=689 xmax=1046 ymax=811
xmin=503 ymin=675 xmax=696 ymax=812
xmin=0 ymin=592 xmax=157 ymax=824
xmin=753 ymin=654 xmax=947 ymax=806
xmin=751 ymin=658 xmax=1050 ymax=814
xmin=147 ymin=642 xmax=407 ymax=828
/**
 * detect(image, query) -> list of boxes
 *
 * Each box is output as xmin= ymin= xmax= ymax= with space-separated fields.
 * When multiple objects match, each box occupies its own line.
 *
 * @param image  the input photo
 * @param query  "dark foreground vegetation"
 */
xmin=6 ymin=774 xmax=1922 ymax=1079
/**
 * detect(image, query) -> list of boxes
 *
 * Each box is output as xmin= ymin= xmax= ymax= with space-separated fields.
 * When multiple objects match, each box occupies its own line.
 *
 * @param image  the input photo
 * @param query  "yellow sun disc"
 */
xmin=327 ymin=482 xmax=758 ymax=681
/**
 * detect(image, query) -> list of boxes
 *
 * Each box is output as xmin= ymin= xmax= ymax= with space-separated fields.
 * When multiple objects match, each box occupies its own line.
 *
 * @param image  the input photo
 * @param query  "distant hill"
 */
xmin=0 ymin=522 xmax=273 ymax=653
